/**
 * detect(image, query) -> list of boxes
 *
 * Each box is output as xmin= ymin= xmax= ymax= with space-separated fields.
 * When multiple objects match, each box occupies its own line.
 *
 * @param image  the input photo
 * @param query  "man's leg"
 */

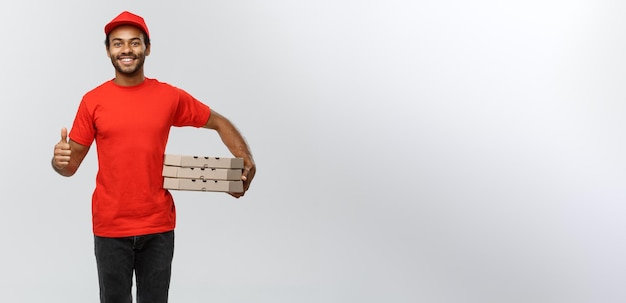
xmin=134 ymin=230 xmax=175 ymax=303
xmin=94 ymin=236 xmax=135 ymax=303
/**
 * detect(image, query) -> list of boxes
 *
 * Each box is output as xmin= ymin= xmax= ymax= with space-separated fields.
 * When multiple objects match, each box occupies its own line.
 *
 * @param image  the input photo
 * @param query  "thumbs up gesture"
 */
xmin=53 ymin=128 xmax=71 ymax=170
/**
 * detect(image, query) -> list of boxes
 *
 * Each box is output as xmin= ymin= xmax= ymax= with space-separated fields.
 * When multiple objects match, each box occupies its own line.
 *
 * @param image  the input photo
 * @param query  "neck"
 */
xmin=113 ymin=71 xmax=145 ymax=87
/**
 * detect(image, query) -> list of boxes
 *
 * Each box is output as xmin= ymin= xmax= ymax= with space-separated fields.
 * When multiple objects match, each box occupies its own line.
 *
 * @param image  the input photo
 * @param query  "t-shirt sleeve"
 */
xmin=69 ymin=98 xmax=95 ymax=146
xmin=172 ymin=88 xmax=211 ymax=127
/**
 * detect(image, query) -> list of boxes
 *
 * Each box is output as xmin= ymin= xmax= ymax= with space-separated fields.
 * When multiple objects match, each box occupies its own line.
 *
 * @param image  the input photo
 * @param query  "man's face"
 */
xmin=106 ymin=25 xmax=150 ymax=76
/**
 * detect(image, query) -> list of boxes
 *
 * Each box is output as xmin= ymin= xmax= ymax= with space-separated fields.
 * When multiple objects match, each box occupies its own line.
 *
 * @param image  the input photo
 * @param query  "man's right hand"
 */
xmin=53 ymin=127 xmax=71 ymax=170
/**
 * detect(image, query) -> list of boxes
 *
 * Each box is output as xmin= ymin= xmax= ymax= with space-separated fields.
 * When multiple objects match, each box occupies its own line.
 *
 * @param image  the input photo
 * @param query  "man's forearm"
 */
xmin=205 ymin=111 xmax=254 ymax=164
xmin=218 ymin=124 xmax=254 ymax=164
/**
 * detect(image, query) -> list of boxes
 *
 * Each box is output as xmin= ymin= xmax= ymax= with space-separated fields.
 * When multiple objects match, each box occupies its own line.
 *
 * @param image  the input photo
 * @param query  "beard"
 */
xmin=110 ymin=53 xmax=146 ymax=76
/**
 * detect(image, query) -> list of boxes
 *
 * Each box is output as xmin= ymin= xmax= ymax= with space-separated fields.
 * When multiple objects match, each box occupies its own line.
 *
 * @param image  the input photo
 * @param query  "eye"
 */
xmin=131 ymin=41 xmax=141 ymax=47
xmin=113 ymin=42 xmax=122 ymax=47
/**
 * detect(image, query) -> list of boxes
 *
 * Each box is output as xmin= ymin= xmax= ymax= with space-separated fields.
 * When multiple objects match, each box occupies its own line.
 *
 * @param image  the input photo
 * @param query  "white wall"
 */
xmin=2 ymin=1 xmax=625 ymax=302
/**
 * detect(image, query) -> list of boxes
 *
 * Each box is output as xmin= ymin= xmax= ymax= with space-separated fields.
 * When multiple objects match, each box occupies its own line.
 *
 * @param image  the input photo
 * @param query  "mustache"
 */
xmin=116 ymin=54 xmax=138 ymax=59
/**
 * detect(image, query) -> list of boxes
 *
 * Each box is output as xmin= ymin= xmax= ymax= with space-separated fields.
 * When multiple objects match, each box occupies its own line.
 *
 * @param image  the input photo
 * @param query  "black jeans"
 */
xmin=94 ymin=230 xmax=175 ymax=303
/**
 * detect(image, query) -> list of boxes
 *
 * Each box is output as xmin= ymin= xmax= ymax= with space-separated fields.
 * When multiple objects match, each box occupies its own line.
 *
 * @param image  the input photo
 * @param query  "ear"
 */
xmin=106 ymin=45 xmax=111 ymax=58
xmin=145 ymin=44 xmax=151 ymax=56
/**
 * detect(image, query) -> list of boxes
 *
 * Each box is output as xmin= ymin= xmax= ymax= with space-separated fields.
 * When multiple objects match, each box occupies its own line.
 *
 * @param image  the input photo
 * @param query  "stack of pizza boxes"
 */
xmin=162 ymin=154 xmax=244 ymax=193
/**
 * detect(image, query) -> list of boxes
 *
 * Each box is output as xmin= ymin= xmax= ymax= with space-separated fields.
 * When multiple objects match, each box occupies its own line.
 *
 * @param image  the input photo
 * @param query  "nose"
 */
xmin=120 ymin=42 xmax=133 ymax=54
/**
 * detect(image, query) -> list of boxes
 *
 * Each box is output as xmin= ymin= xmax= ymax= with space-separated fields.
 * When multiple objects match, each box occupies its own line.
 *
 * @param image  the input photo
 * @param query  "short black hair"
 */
xmin=104 ymin=30 xmax=150 ymax=48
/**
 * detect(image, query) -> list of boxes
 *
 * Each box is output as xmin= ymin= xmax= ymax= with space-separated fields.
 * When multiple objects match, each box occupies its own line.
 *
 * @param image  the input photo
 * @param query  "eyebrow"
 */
xmin=111 ymin=37 xmax=142 ymax=42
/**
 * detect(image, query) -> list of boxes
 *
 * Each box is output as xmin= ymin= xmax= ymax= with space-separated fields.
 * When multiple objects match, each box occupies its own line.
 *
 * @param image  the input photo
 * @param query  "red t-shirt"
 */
xmin=70 ymin=78 xmax=211 ymax=237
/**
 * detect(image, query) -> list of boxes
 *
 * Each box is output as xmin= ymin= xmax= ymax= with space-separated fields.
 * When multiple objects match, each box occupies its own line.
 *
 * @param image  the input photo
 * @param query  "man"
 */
xmin=51 ymin=11 xmax=256 ymax=303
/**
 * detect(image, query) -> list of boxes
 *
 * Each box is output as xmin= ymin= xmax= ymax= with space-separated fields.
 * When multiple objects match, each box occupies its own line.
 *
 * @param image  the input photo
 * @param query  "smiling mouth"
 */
xmin=119 ymin=57 xmax=136 ymax=64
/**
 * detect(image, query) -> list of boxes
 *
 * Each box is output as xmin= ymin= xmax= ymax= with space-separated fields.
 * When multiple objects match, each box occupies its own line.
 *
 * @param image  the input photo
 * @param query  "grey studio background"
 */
xmin=1 ymin=0 xmax=626 ymax=302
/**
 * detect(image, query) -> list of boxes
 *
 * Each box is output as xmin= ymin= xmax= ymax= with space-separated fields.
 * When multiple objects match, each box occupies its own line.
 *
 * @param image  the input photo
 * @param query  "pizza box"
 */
xmin=162 ymin=165 xmax=242 ymax=181
xmin=163 ymin=177 xmax=244 ymax=193
xmin=164 ymin=154 xmax=244 ymax=169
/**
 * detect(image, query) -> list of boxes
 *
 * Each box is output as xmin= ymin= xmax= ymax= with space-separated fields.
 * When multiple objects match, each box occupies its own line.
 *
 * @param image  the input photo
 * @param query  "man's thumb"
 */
xmin=60 ymin=127 xmax=68 ymax=143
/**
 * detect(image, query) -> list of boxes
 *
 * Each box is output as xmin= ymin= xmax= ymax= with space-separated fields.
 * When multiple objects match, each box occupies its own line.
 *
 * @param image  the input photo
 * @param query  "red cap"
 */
xmin=104 ymin=11 xmax=150 ymax=38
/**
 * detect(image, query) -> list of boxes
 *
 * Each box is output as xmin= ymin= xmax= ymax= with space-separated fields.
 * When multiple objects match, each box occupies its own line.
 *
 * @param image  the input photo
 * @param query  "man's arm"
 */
xmin=52 ymin=127 xmax=90 ymax=177
xmin=203 ymin=110 xmax=256 ymax=198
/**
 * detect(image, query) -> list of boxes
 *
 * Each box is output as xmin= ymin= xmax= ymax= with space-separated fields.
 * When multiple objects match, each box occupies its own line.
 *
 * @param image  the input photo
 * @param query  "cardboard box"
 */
xmin=163 ymin=177 xmax=244 ymax=193
xmin=162 ymin=166 xmax=242 ymax=181
xmin=164 ymin=154 xmax=244 ymax=169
